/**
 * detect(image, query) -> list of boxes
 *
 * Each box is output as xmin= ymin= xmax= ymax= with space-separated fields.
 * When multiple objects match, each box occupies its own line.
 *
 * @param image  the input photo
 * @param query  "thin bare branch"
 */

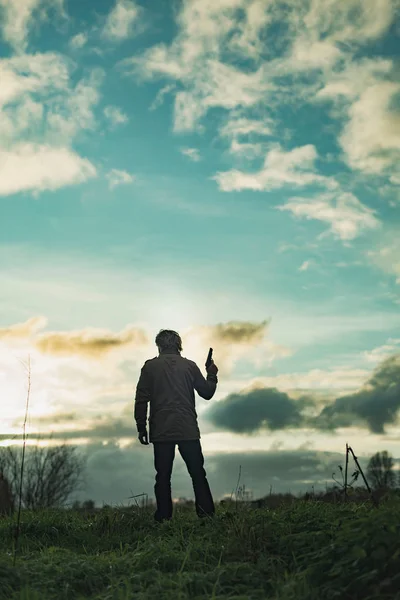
xmin=13 ymin=355 xmax=31 ymax=567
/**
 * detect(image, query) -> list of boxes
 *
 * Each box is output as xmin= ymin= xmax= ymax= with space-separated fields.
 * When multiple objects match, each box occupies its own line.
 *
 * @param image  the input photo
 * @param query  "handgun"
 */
xmin=205 ymin=348 xmax=213 ymax=369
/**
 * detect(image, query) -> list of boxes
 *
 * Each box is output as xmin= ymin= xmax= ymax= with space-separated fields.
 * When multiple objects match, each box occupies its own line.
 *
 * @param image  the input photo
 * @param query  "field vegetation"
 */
xmin=0 ymin=488 xmax=399 ymax=600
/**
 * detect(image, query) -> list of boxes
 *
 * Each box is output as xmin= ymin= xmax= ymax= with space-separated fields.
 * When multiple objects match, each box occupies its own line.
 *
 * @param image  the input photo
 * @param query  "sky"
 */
xmin=0 ymin=0 xmax=400 ymax=506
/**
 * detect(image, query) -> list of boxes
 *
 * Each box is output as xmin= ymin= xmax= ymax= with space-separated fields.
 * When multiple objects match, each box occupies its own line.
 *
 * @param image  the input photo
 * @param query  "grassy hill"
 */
xmin=0 ymin=493 xmax=399 ymax=599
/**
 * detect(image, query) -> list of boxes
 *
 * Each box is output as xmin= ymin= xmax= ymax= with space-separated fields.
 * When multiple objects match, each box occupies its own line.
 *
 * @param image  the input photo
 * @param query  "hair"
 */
xmin=155 ymin=329 xmax=182 ymax=353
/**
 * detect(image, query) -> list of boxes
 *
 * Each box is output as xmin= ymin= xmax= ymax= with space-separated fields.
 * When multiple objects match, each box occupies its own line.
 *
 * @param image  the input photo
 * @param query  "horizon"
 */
xmin=1 ymin=0 xmax=399 ymax=506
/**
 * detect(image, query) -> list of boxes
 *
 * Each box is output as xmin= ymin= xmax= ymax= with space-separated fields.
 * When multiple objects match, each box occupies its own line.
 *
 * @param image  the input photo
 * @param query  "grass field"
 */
xmin=0 ymin=494 xmax=399 ymax=600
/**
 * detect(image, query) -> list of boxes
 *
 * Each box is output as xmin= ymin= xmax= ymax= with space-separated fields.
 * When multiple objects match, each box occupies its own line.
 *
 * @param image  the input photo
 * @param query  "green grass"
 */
xmin=0 ymin=496 xmax=399 ymax=600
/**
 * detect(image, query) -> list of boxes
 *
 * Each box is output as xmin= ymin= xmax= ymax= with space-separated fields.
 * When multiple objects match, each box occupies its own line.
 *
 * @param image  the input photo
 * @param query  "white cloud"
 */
xmin=171 ymin=61 xmax=273 ymax=132
xmin=250 ymin=365 xmax=370 ymax=394
xmin=149 ymin=84 xmax=176 ymax=111
xmin=0 ymin=0 xmax=64 ymax=52
xmin=0 ymin=53 xmax=102 ymax=196
xmin=104 ymin=105 xmax=129 ymax=128
xmin=273 ymin=0 xmax=396 ymax=79
xmin=281 ymin=2 xmax=397 ymax=119
xmin=283 ymin=38 xmax=342 ymax=73
xmin=107 ymin=169 xmax=135 ymax=190
xmin=122 ymin=0 xmax=275 ymax=131
xmin=219 ymin=116 xmax=273 ymax=139
xmin=0 ymin=144 xmax=96 ymax=196
xmin=228 ymin=0 xmax=271 ymax=59
xmin=366 ymin=234 xmax=400 ymax=283
xmin=69 ymin=32 xmax=88 ymax=50
xmin=315 ymin=57 xmax=400 ymax=179
xmin=129 ymin=45 xmax=184 ymax=80
xmin=339 ymin=81 xmax=400 ymax=176
xmin=219 ymin=115 xmax=272 ymax=156
xmin=0 ymin=55 xmax=103 ymax=142
xmin=229 ymin=139 xmax=263 ymax=158
xmin=118 ymin=0 xmax=400 ymax=209
xmin=180 ymin=147 xmax=201 ymax=162
xmin=102 ymin=0 xmax=141 ymax=41
xmin=277 ymin=243 xmax=298 ymax=253
xmin=172 ymin=0 xmax=259 ymax=66
xmin=202 ymin=62 xmax=271 ymax=110
xmin=276 ymin=191 xmax=381 ymax=242
xmin=267 ymin=0 xmax=397 ymax=106
xmin=0 ymin=53 xmax=69 ymax=108
xmin=316 ymin=58 xmax=393 ymax=101
xmin=299 ymin=261 xmax=311 ymax=272
xmin=363 ymin=339 xmax=400 ymax=363
xmin=300 ymin=0 xmax=395 ymax=45
xmin=46 ymin=69 xmax=104 ymax=142
xmin=0 ymin=316 xmax=47 ymax=339
xmin=214 ymin=144 xmax=336 ymax=191
xmin=125 ymin=0 xmax=398 ymax=134
xmin=173 ymin=91 xmax=207 ymax=132
xmin=335 ymin=261 xmax=364 ymax=268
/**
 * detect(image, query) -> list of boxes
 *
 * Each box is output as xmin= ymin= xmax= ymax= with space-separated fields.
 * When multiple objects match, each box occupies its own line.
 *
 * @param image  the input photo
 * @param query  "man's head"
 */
xmin=155 ymin=329 xmax=182 ymax=353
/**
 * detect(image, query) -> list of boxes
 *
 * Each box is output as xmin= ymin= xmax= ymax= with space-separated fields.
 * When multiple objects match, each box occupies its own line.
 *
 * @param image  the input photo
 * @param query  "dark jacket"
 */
xmin=134 ymin=348 xmax=218 ymax=442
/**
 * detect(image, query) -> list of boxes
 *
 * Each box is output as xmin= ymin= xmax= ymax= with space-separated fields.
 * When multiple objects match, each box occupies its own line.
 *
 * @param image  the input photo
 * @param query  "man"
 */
xmin=134 ymin=329 xmax=218 ymax=523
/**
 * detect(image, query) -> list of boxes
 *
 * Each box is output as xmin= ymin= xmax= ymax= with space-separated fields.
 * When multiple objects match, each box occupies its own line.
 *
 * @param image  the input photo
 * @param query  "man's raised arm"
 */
xmin=192 ymin=361 xmax=218 ymax=400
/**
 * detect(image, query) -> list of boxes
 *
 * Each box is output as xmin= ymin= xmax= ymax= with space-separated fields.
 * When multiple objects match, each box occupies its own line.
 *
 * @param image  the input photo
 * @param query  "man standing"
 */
xmin=134 ymin=329 xmax=218 ymax=523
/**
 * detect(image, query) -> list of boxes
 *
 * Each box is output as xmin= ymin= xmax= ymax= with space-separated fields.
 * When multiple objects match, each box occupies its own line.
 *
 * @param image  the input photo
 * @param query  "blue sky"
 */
xmin=0 ymin=0 xmax=400 ymax=505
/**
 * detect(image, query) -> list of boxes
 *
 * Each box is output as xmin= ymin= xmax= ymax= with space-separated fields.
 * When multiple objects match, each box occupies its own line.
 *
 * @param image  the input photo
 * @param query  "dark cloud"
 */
xmin=67 ymin=444 xmax=369 ymax=506
xmin=3 ymin=437 xmax=397 ymax=507
xmin=205 ymin=387 xmax=313 ymax=433
xmin=5 ymin=353 xmax=399 ymax=453
xmin=213 ymin=320 xmax=269 ymax=344
xmin=35 ymin=326 xmax=149 ymax=358
xmin=2 ymin=415 xmax=135 ymax=442
xmin=314 ymin=353 xmax=400 ymax=434
xmin=30 ymin=412 xmax=78 ymax=426
xmin=204 ymin=354 xmax=400 ymax=435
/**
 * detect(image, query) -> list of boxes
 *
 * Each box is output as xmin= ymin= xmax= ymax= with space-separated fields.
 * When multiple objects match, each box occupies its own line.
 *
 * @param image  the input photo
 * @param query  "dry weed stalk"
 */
xmin=13 ymin=356 xmax=31 ymax=567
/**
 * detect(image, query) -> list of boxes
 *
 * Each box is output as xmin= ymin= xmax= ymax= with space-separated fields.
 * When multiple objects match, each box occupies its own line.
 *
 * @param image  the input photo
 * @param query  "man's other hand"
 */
xmin=138 ymin=430 xmax=149 ymax=445
xmin=206 ymin=361 xmax=218 ymax=376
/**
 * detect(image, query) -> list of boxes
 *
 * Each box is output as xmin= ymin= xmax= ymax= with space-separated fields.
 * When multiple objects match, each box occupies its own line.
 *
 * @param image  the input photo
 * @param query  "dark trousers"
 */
xmin=153 ymin=439 xmax=215 ymax=522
